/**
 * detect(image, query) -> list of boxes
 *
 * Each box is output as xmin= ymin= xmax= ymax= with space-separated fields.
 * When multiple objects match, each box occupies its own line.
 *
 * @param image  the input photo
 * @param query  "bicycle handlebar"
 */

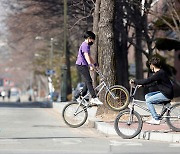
xmin=130 ymin=84 xmax=141 ymax=97
xmin=93 ymin=67 xmax=105 ymax=79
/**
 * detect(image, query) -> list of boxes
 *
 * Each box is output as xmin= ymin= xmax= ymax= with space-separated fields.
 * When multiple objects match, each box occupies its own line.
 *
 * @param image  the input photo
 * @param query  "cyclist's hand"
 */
xmin=137 ymin=85 xmax=142 ymax=88
xmin=90 ymin=66 xmax=94 ymax=71
xmin=129 ymin=79 xmax=135 ymax=85
xmin=129 ymin=79 xmax=136 ymax=88
xmin=94 ymin=66 xmax=99 ymax=72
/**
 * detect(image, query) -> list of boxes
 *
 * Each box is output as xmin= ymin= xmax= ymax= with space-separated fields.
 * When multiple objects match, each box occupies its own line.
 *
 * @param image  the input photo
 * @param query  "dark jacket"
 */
xmin=134 ymin=69 xmax=174 ymax=99
xmin=143 ymin=81 xmax=159 ymax=93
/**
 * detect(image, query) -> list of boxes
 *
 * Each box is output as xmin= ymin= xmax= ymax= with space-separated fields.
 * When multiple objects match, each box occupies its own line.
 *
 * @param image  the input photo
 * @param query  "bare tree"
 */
xmin=3 ymin=0 xmax=95 ymax=94
xmin=150 ymin=0 xmax=180 ymax=39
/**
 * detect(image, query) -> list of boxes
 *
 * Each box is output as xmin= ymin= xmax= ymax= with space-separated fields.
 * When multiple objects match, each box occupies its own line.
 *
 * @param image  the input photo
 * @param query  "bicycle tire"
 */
xmin=114 ymin=109 xmax=143 ymax=139
xmin=166 ymin=103 xmax=180 ymax=132
xmin=105 ymin=85 xmax=129 ymax=111
xmin=62 ymin=102 xmax=88 ymax=128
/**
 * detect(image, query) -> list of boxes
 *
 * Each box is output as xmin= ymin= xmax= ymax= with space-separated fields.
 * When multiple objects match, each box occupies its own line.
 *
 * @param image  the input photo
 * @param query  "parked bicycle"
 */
xmin=62 ymin=69 xmax=129 ymax=128
xmin=114 ymin=85 xmax=180 ymax=139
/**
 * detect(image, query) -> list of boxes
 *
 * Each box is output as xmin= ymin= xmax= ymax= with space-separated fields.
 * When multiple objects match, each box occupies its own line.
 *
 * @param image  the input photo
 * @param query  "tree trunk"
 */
xmin=97 ymin=0 xmax=115 ymax=115
xmin=98 ymin=0 xmax=115 ymax=86
xmin=66 ymin=42 xmax=72 ymax=96
xmin=114 ymin=0 xmax=129 ymax=89
xmin=91 ymin=0 xmax=101 ymax=87
xmin=132 ymin=0 xmax=144 ymax=100
xmin=135 ymin=29 xmax=143 ymax=80
xmin=135 ymin=28 xmax=144 ymax=100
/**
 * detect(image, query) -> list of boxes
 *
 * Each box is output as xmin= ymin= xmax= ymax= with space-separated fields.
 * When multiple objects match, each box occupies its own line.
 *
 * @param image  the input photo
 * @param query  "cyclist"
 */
xmin=130 ymin=57 xmax=174 ymax=125
xmin=75 ymin=31 xmax=103 ymax=105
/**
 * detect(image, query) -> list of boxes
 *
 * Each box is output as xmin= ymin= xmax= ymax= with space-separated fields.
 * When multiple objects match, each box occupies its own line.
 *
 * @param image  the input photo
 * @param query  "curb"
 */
xmin=90 ymin=119 xmax=180 ymax=143
xmin=53 ymin=102 xmax=180 ymax=143
xmin=38 ymin=101 xmax=53 ymax=108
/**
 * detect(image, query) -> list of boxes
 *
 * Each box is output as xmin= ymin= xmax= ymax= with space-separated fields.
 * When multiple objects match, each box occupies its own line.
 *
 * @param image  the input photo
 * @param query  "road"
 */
xmin=0 ymin=101 xmax=179 ymax=154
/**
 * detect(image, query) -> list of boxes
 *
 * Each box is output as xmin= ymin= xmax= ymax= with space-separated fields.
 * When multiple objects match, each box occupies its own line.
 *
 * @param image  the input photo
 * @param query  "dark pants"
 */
xmin=76 ymin=65 xmax=96 ymax=98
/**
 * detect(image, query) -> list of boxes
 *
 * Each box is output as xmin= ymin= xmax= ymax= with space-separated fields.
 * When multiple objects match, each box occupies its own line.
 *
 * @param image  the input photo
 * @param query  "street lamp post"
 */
xmin=60 ymin=0 xmax=68 ymax=102
xmin=35 ymin=36 xmax=54 ymax=69
xmin=50 ymin=38 xmax=54 ymax=69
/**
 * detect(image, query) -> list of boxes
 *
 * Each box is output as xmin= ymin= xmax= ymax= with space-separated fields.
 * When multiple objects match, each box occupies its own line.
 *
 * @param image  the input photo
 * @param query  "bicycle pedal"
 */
xmin=157 ymin=114 xmax=163 ymax=120
xmin=91 ymin=104 xmax=98 ymax=107
xmin=88 ymin=103 xmax=98 ymax=107
xmin=83 ymin=106 xmax=88 ymax=111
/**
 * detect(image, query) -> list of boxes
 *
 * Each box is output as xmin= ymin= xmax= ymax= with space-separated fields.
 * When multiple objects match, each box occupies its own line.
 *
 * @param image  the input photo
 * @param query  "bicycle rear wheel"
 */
xmin=166 ymin=103 xmax=180 ymax=132
xmin=114 ymin=109 xmax=143 ymax=139
xmin=62 ymin=102 xmax=88 ymax=128
xmin=105 ymin=85 xmax=129 ymax=111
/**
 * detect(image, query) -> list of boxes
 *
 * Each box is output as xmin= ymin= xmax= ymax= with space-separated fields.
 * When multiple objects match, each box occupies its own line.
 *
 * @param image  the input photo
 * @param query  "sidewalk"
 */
xmin=53 ymin=101 xmax=180 ymax=143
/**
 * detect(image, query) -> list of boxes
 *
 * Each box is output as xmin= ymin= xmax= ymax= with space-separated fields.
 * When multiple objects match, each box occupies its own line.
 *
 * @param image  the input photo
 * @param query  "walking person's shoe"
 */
xmin=90 ymin=97 xmax=103 ymax=105
xmin=146 ymin=118 xmax=160 ymax=125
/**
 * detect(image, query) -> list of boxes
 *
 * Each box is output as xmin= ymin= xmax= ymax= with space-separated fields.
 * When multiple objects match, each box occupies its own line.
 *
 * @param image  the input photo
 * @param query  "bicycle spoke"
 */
xmin=166 ymin=103 xmax=180 ymax=131
xmin=62 ymin=102 xmax=88 ymax=128
xmin=117 ymin=114 xmax=139 ymax=135
xmin=106 ymin=86 xmax=129 ymax=111
xmin=114 ymin=110 xmax=142 ymax=139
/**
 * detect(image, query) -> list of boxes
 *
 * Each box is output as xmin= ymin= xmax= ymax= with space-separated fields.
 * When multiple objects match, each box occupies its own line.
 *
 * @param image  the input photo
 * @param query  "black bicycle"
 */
xmin=114 ymin=85 xmax=180 ymax=139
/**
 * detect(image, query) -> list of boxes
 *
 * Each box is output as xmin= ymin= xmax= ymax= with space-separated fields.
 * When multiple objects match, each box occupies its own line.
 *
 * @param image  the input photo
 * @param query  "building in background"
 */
xmin=0 ymin=77 xmax=14 ymax=96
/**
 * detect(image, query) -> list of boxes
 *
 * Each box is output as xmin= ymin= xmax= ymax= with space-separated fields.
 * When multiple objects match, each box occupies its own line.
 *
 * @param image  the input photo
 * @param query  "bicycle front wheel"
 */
xmin=166 ymin=103 xmax=180 ymax=132
xmin=62 ymin=102 xmax=88 ymax=128
xmin=114 ymin=109 xmax=143 ymax=139
xmin=105 ymin=85 xmax=129 ymax=111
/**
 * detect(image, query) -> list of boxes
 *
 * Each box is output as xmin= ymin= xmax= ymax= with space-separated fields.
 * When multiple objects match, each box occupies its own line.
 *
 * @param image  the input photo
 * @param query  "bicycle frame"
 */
xmin=73 ymin=105 xmax=86 ymax=116
xmin=79 ymin=69 xmax=117 ymax=105
xmin=129 ymin=85 xmax=171 ymax=119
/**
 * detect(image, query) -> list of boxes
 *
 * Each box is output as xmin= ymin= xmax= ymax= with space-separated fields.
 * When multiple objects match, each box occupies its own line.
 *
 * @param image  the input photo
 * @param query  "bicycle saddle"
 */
xmin=161 ymin=101 xmax=171 ymax=106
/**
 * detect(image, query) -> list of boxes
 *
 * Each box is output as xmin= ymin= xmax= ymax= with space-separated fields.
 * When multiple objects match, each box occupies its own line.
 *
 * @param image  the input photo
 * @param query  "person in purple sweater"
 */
xmin=75 ymin=31 xmax=103 ymax=105
xmin=130 ymin=57 xmax=174 ymax=124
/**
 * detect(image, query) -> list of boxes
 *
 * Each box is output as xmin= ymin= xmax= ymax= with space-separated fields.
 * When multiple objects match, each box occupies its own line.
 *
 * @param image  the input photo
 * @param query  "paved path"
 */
xmin=53 ymin=101 xmax=180 ymax=143
xmin=1 ymin=101 xmax=179 ymax=153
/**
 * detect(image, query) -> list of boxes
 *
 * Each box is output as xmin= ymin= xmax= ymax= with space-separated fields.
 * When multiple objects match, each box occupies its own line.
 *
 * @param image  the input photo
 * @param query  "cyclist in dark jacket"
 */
xmin=130 ymin=57 xmax=174 ymax=125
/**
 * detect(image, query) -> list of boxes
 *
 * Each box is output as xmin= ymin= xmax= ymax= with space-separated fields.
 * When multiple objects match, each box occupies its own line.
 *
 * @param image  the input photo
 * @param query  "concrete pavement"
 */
xmin=53 ymin=101 xmax=180 ymax=143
